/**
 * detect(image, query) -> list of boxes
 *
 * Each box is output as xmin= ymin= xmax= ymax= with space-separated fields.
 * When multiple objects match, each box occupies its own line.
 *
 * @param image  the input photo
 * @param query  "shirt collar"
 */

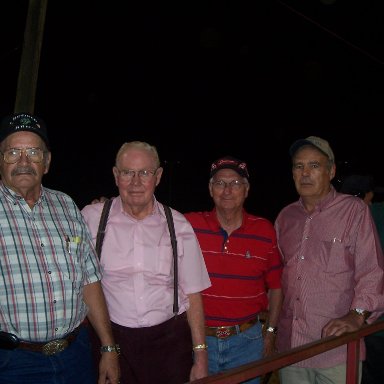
xmin=299 ymin=184 xmax=337 ymax=213
xmin=0 ymin=180 xmax=44 ymax=205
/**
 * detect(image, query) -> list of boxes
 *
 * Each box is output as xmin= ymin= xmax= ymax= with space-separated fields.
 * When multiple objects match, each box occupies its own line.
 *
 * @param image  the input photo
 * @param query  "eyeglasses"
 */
xmin=117 ymin=168 xmax=158 ymax=181
xmin=0 ymin=147 xmax=45 ymax=164
xmin=211 ymin=179 xmax=248 ymax=190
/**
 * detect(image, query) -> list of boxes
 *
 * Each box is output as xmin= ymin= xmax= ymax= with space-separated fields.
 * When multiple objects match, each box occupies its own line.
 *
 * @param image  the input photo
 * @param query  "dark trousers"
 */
xmin=362 ymin=333 xmax=384 ymax=384
xmin=90 ymin=313 xmax=193 ymax=384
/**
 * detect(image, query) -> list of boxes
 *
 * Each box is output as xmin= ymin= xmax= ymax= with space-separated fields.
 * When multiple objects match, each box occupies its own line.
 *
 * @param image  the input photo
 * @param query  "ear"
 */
xmin=155 ymin=167 xmax=163 ymax=186
xmin=329 ymin=164 xmax=336 ymax=180
xmin=244 ymin=183 xmax=250 ymax=198
xmin=112 ymin=166 xmax=119 ymax=186
xmin=208 ymin=182 xmax=214 ymax=198
xmin=43 ymin=152 xmax=52 ymax=175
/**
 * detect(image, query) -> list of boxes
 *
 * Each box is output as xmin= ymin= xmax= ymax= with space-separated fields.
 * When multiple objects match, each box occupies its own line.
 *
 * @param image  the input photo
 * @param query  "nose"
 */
xmin=19 ymin=149 xmax=31 ymax=163
xmin=223 ymin=184 xmax=232 ymax=193
xmin=301 ymin=165 xmax=311 ymax=176
xmin=130 ymin=173 xmax=142 ymax=185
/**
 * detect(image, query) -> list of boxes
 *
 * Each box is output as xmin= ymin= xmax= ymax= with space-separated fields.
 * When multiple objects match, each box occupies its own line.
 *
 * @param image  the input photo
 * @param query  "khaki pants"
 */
xmin=279 ymin=363 xmax=362 ymax=384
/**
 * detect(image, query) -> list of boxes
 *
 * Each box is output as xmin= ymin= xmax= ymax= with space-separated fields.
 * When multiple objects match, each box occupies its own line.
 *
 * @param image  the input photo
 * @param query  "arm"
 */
xmin=263 ymin=288 xmax=283 ymax=357
xmin=323 ymin=204 xmax=384 ymax=337
xmin=186 ymin=292 xmax=208 ymax=381
xmin=83 ymin=281 xmax=120 ymax=384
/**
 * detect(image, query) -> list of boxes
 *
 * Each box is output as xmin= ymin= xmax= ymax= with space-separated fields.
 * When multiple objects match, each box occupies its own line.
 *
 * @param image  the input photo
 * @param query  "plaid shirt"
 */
xmin=0 ymin=182 xmax=101 ymax=342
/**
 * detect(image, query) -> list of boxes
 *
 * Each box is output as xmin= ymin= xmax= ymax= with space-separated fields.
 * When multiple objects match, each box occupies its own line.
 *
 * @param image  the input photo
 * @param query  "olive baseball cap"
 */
xmin=289 ymin=136 xmax=334 ymax=162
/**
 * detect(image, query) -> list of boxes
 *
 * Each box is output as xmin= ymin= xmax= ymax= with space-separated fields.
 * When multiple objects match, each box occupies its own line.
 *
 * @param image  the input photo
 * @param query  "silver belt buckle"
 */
xmin=42 ymin=339 xmax=69 ymax=355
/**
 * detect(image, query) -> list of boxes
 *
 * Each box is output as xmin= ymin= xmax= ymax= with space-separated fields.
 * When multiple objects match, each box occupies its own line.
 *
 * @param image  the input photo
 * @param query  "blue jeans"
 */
xmin=0 ymin=325 xmax=96 ymax=384
xmin=207 ymin=321 xmax=264 ymax=384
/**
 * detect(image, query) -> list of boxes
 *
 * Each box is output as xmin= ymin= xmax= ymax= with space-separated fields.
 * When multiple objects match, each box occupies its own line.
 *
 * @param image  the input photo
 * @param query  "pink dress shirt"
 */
xmin=82 ymin=197 xmax=211 ymax=328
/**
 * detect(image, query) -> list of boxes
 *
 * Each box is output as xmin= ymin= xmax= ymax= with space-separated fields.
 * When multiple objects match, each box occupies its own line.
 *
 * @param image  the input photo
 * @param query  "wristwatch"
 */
xmin=351 ymin=308 xmax=371 ymax=321
xmin=265 ymin=326 xmax=278 ymax=335
xmin=100 ymin=344 xmax=121 ymax=355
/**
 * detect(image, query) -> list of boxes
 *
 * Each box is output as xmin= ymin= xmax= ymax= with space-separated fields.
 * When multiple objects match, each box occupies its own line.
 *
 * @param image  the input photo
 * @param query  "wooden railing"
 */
xmin=187 ymin=319 xmax=384 ymax=384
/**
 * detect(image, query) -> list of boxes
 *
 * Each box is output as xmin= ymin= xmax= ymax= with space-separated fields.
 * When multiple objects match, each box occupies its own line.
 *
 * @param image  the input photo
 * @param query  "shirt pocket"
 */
xmin=321 ymin=239 xmax=353 ymax=273
xmin=156 ymin=243 xmax=173 ymax=276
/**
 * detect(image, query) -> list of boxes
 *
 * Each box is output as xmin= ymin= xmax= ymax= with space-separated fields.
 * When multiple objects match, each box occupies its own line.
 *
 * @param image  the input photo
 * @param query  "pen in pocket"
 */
xmin=65 ymin=235 xmax=71 ymax=254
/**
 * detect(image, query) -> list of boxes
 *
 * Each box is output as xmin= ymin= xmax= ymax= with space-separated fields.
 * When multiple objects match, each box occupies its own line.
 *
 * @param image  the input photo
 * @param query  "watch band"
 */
xmin=100 ymin=344 xmax=121 ymax=355
xmin=351 ymin=308 xmax=371 ymax=321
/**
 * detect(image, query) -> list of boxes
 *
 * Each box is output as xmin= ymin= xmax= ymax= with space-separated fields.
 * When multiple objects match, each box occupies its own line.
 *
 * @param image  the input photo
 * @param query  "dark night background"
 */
xmin=1 ymin=0 xmax=384 ymax=221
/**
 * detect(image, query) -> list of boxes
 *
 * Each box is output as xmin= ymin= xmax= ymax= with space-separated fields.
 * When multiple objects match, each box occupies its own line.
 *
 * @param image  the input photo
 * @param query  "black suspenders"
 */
xmin=95 ymin=200 xmax=179 ymax=316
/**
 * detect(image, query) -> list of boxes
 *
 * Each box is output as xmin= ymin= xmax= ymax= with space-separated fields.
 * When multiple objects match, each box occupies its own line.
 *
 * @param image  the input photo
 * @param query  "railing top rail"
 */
xmin=188 ymin=319 xmax=384 ymax=384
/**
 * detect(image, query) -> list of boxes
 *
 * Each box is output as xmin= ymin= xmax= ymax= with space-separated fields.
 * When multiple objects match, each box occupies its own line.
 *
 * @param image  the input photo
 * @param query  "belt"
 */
xmin=205 ymin=318 xmax=258 ymax=339
xmin=6 ymin=324 xmax=82 ymax=356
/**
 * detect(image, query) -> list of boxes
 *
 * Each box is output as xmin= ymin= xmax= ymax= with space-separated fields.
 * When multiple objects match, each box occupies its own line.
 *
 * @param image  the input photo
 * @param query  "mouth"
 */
xmin=13 ymin=171 xmax=35 ymax=176
xmin=299 ymin=179 xmax=313 ymax=186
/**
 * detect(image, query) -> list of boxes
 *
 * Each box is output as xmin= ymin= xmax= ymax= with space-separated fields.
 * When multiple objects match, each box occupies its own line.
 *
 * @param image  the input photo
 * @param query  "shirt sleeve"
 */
xmin=351 ymin=203 xmax=384 ymax=320
xmin=172 ymin=209 xmax=212 ymax=295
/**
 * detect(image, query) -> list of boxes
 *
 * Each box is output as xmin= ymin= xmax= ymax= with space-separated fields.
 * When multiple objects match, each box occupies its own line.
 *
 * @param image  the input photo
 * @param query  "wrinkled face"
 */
xmin=0 ymin=131 xmax=51 ymax=193
xmin=113 ymin=148 xmax=163 ymax=209
xmin=209 ymin=168 xmax=249 ymax=210
xmin=292 ymin=146 xmax=335 ymax=200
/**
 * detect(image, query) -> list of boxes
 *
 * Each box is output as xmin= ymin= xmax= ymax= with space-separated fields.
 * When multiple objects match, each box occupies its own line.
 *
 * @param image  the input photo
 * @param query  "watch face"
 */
xmin=101 ymin=344 xmax=121 ymax=354
xmin=352 ymin=308 xmax=371 ymax=320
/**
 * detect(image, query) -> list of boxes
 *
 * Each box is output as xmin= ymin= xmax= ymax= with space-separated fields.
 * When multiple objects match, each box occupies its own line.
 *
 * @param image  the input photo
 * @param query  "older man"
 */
xmin=185 ymin=156 xmax=283 ymax=384
xmin=275 ymin=136 xmax=384 ymax=384
xmin=0 ymin=112 xmax=119 ymax=384
xmin=82 ymin=141 xmax=211 ymax=384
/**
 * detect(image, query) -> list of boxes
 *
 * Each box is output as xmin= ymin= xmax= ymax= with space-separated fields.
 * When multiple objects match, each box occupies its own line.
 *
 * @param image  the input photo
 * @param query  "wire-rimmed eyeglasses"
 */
xmin=210 ymin=179 xmax=248 ymax=190
xmin=117 ymin=168 xmax=158 ymax=181
xmin=0 ymin=147 xmax=45 ymax=164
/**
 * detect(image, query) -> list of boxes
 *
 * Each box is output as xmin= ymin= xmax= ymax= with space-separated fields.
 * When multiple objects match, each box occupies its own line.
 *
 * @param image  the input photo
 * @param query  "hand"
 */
xmin=92 ymin=196 xmax=109 ymax=204
xmin=98 ymin=352 xmax=121 ymax=384
xmin=190 ymin=351 xmax=208 ymax=381
xmin=263 ymin=332 xmax=277 ymax=357
xmin=322 ymin=311 xmax=365 ymax=338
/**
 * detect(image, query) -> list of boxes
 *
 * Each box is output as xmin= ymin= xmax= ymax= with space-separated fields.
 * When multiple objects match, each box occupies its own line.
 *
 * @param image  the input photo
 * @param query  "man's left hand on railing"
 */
xmin=321 ymin=310 xmax=366 ymax=338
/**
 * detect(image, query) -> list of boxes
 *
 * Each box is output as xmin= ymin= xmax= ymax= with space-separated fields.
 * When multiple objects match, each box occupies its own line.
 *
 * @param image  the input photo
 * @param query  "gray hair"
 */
xmin=115 ymin=141 xmax=160 ymax=168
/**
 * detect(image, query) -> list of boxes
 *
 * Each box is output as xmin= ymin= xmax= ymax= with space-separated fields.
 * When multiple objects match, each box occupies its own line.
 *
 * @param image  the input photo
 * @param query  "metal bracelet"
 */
xmin=266 ymin=326 xmax=278 ymax=334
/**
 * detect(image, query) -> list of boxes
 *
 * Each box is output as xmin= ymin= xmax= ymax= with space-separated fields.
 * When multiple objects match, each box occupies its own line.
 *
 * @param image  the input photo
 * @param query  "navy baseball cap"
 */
xmin=0 ymin=112 xmax=50 ymax=149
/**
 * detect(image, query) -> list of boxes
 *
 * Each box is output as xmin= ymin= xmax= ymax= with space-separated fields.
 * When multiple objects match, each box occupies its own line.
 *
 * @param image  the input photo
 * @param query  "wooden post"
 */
xmin=14 ymin=0 xmax=48 ymax=113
